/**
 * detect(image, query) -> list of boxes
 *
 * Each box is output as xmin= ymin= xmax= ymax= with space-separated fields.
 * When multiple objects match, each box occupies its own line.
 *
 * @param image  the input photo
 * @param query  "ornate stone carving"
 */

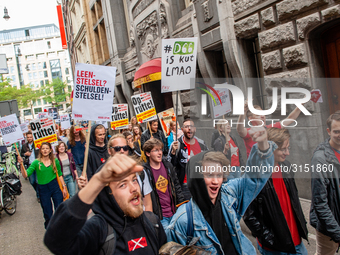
xmin=141 ymin=34 xmax=158 ymax=59
xmin=159 ymin=2 xmax=169 ymax=38
xmin=132 ymin=0 xmax=155 ymax=19
xmin=129 ymin=26 xmax=135 ymax=47
xmin=202 ymin=0 xmax=213 ymax=22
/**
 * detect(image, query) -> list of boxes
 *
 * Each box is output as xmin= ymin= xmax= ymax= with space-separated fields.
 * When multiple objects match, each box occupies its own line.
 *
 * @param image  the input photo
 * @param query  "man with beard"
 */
xmin=44 ymin=153 xmax=167 ymax=255
xmin=169 ymin=117 xmax=208 ymax=200
xmin=86 ymin=124 xmax=109 ymax=180
xmin=21 ymin=131 xmax=40 ymax=201
xmin=166 ymin=126 xmax=277 ymax=254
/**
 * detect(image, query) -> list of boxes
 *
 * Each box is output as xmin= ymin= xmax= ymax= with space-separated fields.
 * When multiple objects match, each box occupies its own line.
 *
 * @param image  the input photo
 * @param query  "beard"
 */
xmin=117 ymin=191 xmax=144 ymax=219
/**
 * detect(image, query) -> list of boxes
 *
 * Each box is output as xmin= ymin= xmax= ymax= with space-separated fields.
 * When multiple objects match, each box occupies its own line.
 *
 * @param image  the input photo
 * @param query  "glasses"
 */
xmin=278 ymin=146 xmax=290 ymax=153
xmin=110 ymin=146 xmax=129 ymax=152
xmin=183 ymin=125 xmax=194 ymax=129
xmin=150 ymin=149 xmax=162 ymax=153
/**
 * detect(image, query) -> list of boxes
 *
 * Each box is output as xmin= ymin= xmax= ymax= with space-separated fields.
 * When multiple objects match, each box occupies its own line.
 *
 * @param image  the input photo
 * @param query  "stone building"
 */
xmin=64 ymin=0 xmax=340 ymax=198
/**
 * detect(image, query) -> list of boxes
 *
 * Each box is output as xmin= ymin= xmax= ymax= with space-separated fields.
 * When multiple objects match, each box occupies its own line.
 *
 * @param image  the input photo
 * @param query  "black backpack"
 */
xmin=99 ymin=211 xmax=160 ymax=255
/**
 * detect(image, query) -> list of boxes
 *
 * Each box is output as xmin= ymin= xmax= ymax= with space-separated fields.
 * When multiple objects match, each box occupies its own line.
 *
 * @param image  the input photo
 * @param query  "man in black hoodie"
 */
xmin=44 ymin=153 xmax=167 ymax=255
xmin=87 ymin=124 xmax=109 ymax=180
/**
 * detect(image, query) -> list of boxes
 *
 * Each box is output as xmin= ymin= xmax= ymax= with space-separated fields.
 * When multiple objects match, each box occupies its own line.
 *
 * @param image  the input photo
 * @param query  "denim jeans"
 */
xmin=63 ymin=174 xmax=76 ymax=198
xmin=28 ymin=170 xmax=39 ymax=199
xmin=38 ymin=178 xmax=63 ymax=229
xmin=76 ymin=164 xmax=83 ymax=178
xmin=161 ymin=216 xmax=172 ymax=230
xmin=257 ymin=241 xmax=308 ymax=255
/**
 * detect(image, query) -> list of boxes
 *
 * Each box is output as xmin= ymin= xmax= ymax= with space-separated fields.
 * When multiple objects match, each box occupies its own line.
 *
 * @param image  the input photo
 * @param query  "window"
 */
xmin=10 ymin=66 xmax=14 ymax=73
xmin=26 ymin=55 xmax=34 ymax=61
xmin=38 ymin=62 xmax=42 ymax=69
xmin=50 ymin=59 xmax=62 ymax=80
xmin=11 ymin=75 xmax=16 ymax=82
xmin=47 ymin=41 xmax=51 ymax=49
xmin=68 ymin=85 xmax=72 ymax=91
xmin=34 ymin=107 xmax=42 ymax=114
xmin=37 ymin=54 xmax=44 ymax=59
xmin=45 ymin=79 xmax=49 ymax=85
xmin=28 ymin=73 xmax=33 ymax=80
xmin=57 ymin=105 xmax=64 ymax=110
xmin=43 ymin=99 xmax=47 ymax=105
xmin=43 ymin=62 xmax=47 ymax=69
xmin=37 ymin=99 xmax=41 ymax=106
xmin=65 ymin=68 xmax=69 ymax=75
xmin=34 ymin=81 xmax=39 ymax=88
xmin=24 ymin=109 xmax=31 ymax=116
xmin=48 ymin=52 xmax=56 ymax=58
xmin=40 ymin=80 xmax=44 ymax=86
xmin=33 ymin=72 xmax=38 ymax=79
xmin=31 ymin=63 xmax=36 ymax=70
xmin=58 ymin=51 xmax=65 ymax=56
xmin=26 ymin=64 xmax=31 ymax=71
xmin=39 ymin=71 xmax=43 ymax=78
xmin=44 ymin=71 xmax=48 ymax=78
xmin=32 ymin=100 xmax=37 ymax=106
xmin=25 ymin=29 xmax=30 ymax=37
xmin=66 ymin=76 xmax=71 ymax=83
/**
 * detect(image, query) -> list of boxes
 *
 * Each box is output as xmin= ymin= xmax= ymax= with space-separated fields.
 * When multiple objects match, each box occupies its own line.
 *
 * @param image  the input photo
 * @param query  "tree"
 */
xmin=44 ymin=78 xmax=70 ymax=107
xmin=0 ymin=79 xmax=43 ymax=119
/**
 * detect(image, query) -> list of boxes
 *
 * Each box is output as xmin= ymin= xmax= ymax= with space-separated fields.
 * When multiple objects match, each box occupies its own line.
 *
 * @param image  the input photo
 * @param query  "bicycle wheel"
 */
xmin=2 ymin=186 xmax=16 ymax=215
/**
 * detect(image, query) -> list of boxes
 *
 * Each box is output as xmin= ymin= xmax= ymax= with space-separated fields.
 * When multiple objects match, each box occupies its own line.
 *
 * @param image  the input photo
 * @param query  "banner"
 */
xmin=37 ymin=112 xmax=49 ymax=119
xmin=131 ymin=92 xmax=157 ymax=123
xmin=0 ymin=114 xmax=24 ymax=146
xmin=161 ymin=37 xmax=198 ymax=93
xmin=30 ymin=118 xmax=58 ymax=149
xmin=20 ymin=123 xmax=29 ymax=133
xmin=210 ymin=86 xmax=232 ymax=118
xmin=158 ymin=108 xmax=176 ymax=137
xmin=72 ymin=63 xmax=116 ymax=121
xmin=111 ymin=104 xmax=129 ymax=130
xmin=60 ymin=114 xmax=71 ymax=129
xmin=48 ymin=107 xmax=59 ymax=120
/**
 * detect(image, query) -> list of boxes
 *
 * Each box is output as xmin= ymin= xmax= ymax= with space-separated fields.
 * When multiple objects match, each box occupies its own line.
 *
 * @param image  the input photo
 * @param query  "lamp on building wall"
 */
xmin=3 ymin=7 xmax=10 ymax=21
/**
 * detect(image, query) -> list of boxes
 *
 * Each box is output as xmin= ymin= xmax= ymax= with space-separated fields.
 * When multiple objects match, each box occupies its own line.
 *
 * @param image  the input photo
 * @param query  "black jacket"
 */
xmin=310 ymin=138 xmax=340 ymax=243
xmin=142 ymin=159 xmax=185 ymax=220
xmin=213 ymin=133 xmax=245 ymax=167
xmin=243 ymin=160 xmax=308 ymax=253
xmin=140 ymin=129 xmax=168 ymax=155
xmin=86 ymin=124 xmax=109 ymax=180
xmin=21 ymin=142 xmax=39 ymax=166
xmin=44 ymin=186 xmax=167 ymax=254
xmin=168 ymin=135 xmax=208 ymax=184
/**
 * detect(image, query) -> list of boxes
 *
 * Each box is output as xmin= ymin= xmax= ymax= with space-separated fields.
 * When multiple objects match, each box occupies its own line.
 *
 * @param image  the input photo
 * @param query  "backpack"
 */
xmin=99 ymin=211 xmax=159 ymax=255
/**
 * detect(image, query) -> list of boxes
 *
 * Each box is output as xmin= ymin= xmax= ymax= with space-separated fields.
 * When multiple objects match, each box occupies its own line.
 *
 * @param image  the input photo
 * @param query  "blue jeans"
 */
xmin=76 ymin=164 xmax=83 ymax=178
xmin=161 ymin=216 xmax=172 ymax=230
xmin=28 ymin=170 xmax=39 ymax=199
xmin=257 ymin=242 xmax=308 ymax=255
xmin=64 ymin=174 xmax=76 ymax=198
xmin=38 ymin=178 xmax=63 ymax=229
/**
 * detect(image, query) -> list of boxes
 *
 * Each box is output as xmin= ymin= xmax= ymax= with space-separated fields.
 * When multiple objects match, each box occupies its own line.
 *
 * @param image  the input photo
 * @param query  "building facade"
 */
xmin=0 ymin=24 xmax=73 ymax=120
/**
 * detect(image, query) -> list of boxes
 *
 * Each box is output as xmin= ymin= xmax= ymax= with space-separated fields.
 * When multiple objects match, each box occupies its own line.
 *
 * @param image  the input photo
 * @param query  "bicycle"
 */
xmin=0 ymin=167 xmax=18 ymax=216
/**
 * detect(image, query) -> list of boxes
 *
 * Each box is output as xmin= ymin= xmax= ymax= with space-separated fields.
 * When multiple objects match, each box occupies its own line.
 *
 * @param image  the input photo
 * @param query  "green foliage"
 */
xmin=44 ymin=78 xmax=70 ymax=106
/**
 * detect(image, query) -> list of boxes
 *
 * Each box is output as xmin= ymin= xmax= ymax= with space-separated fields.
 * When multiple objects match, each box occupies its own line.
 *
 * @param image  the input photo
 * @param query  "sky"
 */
xmin=0 ymin=0 xmax=59 ymax=31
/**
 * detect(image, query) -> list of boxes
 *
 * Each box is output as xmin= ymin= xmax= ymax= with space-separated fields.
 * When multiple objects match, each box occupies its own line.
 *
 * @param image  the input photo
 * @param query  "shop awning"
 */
xmin=133 ymin=58 xmax=161 ymax=88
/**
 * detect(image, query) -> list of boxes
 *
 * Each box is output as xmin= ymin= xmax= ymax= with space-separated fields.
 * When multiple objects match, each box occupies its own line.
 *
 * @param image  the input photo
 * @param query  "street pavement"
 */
xmin=0 ymin=177 xmax=52 ymax=255
xmin=0 ymin=176 xmax=317 ymax=254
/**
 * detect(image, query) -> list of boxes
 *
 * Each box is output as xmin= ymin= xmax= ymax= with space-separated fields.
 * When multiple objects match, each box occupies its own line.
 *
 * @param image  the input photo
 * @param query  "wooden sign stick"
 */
xmin=82 ymin=121 xmax=92 ymax=177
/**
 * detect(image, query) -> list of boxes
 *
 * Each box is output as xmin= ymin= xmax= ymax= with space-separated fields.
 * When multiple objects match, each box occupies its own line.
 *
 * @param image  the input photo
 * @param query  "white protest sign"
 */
xmin=72 ymin=63 xmax=116 ymax=121
xmin=30 ymin=117 xmax=58 ymax=149
xmin=111 ymin=104 xmax=129 ymax=130
xmin=161 ymin=38 xmax=198 ymax=93
xmin=131 ymin=92 xmax=157 ymax=123
xmin=96 ymin=121 xmax=108 ymax=129
xmin=60 ymin=114 xmax=71 ymax=129
xmin=210 ymin=86 xmax=232 ymax=118
xmin=20 ymin=123 xmax=29 ymax=133
xmin=37 ymin=112 xmax=49 ymax=119
xmin=0 ymin=114 xmax=24 ymax=145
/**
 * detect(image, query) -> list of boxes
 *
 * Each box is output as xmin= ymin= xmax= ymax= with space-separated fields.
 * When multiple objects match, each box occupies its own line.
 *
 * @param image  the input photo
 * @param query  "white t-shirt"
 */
xmin=137 ymin=170 xmax=152 ymax=211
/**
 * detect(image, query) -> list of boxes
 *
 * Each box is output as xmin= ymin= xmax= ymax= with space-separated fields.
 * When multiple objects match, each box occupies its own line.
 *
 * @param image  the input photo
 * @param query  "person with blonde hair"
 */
xmin=244 ymin=128 xmax=308 ymax=254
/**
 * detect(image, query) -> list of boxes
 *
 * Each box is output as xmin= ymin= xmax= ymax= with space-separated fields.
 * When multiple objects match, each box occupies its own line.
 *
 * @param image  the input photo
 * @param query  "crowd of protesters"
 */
xmin=11 ymin=105 xmax=340 ymax=255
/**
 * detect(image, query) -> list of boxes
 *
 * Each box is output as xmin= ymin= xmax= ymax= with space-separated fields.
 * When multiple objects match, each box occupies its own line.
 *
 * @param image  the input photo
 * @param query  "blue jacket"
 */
xmin=165 ymin=141 xmax=277 ymax=255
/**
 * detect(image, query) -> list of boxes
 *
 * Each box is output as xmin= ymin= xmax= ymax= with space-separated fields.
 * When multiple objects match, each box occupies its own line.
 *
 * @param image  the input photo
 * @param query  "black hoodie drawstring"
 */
xmin=117 ymin=216 xmax=127 ymax=241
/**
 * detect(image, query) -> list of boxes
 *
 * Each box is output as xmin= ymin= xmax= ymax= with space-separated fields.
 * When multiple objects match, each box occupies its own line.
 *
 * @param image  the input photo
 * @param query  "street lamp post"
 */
xmin=3 ymin=7 xmax=9 ymax=21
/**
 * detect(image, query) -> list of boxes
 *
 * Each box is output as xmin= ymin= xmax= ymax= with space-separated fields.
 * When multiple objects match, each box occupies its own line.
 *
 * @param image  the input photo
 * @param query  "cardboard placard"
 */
xmin=131 ymin=92 xmax=157 ymax=123
xmin=210 ymin=86 xmax=232 ymax=118
xmin=158 ymin=108 xmax=177 ymax=137
xmin=30 ymin=118 xmax=58 ymax=149
xmin=111 ymin=104 xmax=129 ymax=130
xmin=60 ymin=114 xmax=71 ymax=129
xmin=20 ymin=122 xmax=29 ymax=133
xmin=37 ymin=112 xmax=49 ymax=119
xmin=0 ymin=114 xmax=24 ymax=146
xmin=72 ymin=63 xmax=116 ymax=121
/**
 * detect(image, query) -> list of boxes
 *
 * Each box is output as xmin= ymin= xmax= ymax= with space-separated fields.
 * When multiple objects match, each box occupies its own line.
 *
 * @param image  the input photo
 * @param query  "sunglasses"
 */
xmin=110 ymin=145 xmax=129 ymax=152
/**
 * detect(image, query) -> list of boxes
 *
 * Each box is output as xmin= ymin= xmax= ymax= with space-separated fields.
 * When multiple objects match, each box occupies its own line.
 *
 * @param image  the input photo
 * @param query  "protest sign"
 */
xmin=37 ymin=112 xmax=49 ymax=119
xmin=48 ymin=107 xmax=59 ymax=120
xmin=158 ymin=108 xmax=176 ymax=137
xmin=74 ymin=120 xmax=89 ymax=131
xmin=210 ymin=86 xmax=232 ymax=118
xmin=96 ymin=121 xmax=108 ymax=129
xmin=30 ymin=117 xmax=58 ymax=149
xmin=20 ymin=123 xmax=29 ymax=133
xmin=131 ymin=92 xmax=157 ymax=123
xmin=161 ymin=38 xmax=198 ymax=93
xmin=72 ymin=63 xmax=116 ymax=121
xmin=60 ymin=114 xmax=71 ymax=129
xmin=0 ymin=114 xmax=24 ymax=146
xmin=111 ymin=104 xmax=129 ymax=130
